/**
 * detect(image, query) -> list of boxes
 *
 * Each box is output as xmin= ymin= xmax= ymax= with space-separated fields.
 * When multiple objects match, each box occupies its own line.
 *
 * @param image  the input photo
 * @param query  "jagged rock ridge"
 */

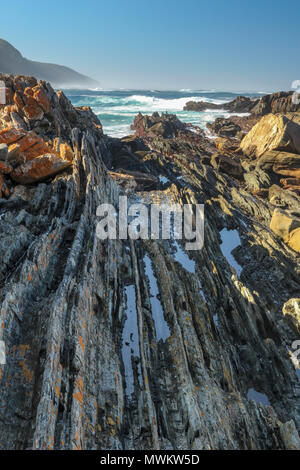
xmin=0 ymin=74 xmax=299 ymax=450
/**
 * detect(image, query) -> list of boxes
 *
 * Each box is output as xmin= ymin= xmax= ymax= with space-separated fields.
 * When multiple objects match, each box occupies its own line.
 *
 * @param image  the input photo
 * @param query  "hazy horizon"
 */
xmin=1 ymin=0 xmax=299 ymax=91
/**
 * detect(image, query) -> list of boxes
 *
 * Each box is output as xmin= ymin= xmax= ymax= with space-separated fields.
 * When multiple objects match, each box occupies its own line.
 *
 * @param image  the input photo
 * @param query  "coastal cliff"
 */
xmin=0 ymin=74 xmax=300 ymax=450
xmin=0 ymin=39 xmax=99 ymax=88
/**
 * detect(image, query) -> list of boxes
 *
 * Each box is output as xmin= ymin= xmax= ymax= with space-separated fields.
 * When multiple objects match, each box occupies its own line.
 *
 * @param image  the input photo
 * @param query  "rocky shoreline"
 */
xmin=0 ymin=74 xmax=299 ymax=450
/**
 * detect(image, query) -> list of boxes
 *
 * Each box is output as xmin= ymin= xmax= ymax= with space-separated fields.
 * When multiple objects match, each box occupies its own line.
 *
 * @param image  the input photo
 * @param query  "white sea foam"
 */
xmin=67 ymin=89 xmax=259 ymax=138
xmin=94 ymin=94 xmax=228 ymax=112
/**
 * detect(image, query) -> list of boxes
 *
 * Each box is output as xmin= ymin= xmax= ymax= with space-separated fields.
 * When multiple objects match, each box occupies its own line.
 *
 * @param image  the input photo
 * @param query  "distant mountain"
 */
xmin=0 ymin=39 xmax=99 ymax=89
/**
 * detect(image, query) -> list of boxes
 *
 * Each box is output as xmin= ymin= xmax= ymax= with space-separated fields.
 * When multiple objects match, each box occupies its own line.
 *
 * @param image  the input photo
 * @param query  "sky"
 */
xmin=1 ymin=0 xmax=300 ymax=91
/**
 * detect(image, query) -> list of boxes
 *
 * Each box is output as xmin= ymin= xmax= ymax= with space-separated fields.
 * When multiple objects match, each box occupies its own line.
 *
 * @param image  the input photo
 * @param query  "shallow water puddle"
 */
xmin=198 ymin=279 xmax=206 ymax=301
xmin=171 ymin=238 xmax=205 ymax=301
xmin=159 ymin=176 xmax=169 ymax=184
xmin=213 ymin=314 xmax=219 ymax=327
xmin=220 ymin=229 xmax=242 ymax=277
xmin=172 ymin=241 xmax=196 ymax=274
xmin=143 ymin=255 xmax=171 ymax=341
xmin=247 ymin=388 xmax=270 ymax=406
xmin=122 ymin=285 xmax=142 ymax=398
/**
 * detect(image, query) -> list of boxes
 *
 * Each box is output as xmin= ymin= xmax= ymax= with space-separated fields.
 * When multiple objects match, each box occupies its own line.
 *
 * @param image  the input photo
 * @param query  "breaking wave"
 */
xmin=65 ymin=89 xmax=261 ymax=138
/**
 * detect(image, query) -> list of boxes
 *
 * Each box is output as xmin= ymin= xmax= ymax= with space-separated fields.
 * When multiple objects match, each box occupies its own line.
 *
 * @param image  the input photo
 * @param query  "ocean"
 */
xmin=65 ymin=89 xmax=264 ymax=138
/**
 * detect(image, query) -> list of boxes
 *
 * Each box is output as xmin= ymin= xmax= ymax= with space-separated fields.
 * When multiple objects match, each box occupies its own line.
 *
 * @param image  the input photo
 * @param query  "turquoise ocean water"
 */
xmin=65 ymin=89 xmax=264 ymax=138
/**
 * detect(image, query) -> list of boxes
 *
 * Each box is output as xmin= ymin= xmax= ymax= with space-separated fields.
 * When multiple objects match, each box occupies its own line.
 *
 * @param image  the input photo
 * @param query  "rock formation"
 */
xmin=184 ymin=96 xmax=259 ymax=113
xmin=184 ymin=91 xmax=300 ymax=116
xmin=0 ymin=75 xmax=300 ymax=450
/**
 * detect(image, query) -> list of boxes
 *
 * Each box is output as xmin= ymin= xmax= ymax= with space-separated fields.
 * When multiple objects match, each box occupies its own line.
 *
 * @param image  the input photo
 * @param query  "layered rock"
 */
xmin=251 ymin=91 xmax=300 ymax=116
xmin=184 ymin=91 xmax=300 ymax=117
xmin=11 ymin=154 xmax=72 ymax=184
xmin=240 ymin=114 xmax=300 ymax=158
xmin=0 ymin=79 xmax=299 ymax=451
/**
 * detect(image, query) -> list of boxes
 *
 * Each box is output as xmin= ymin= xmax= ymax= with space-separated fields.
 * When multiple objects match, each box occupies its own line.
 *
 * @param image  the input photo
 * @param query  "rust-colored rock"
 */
xmin=32 ymin=86 xmax=51 ymax=113
xmin=22 ymin=96 xmax=44 ymax=120
xmin=11 ymin=153 xmax=72 ymax=184
xmin=16 ymin=131 xmax=52 ymax=161
xmin=0 ymin=127 xmax=25 ymax=145
xmin=13 ymin=91 xmax=25 ymax=108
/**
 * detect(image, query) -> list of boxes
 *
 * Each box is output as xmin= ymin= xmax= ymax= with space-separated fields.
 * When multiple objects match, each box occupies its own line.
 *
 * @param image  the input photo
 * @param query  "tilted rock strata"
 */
xmin=0 ymin=79 xmax=299 ymax=450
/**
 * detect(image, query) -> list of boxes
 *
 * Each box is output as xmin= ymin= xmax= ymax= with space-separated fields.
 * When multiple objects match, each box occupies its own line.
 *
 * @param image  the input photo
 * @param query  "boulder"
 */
xmin=270 ymin=209 xmax=300 ymax=246
xmin=207 ymin=118 xmax=241 ymax=137
xmin=286 ymin=228 xmax=300 ymax=253
xmin=10 ymin=153 xmax=72 ymax=184
xmin=240 ymin=114 xmax=300 ymax=158
xmin=131 ymin=112 xmax=187 ymax=138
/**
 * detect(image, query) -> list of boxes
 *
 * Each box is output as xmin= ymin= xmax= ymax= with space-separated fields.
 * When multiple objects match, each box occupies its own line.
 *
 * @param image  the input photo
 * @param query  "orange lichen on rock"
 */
xmin=22 ymin=96 xmax=44 ymax=120
xmin=73 ymin=376 xmax=84 ymax=404
xmin=78 ymin=335 xmax=85 ymax=352
xmin=0 ymin=127 xmax=25 ymax=145
xmin=13 ymin=92 xmax=25 ymax=108
xmin=11 ymin=153 xmax=72 ymax=184
xmin=32 ymin=86 xmax=51 ymax=113
xmin=16 ymin=131 xmax=53 ymax=161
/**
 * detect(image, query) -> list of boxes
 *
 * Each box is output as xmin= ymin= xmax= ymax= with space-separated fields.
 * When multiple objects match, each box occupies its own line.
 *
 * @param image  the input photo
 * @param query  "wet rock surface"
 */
xmin=0 ymin=76 xmax=299 ymax=450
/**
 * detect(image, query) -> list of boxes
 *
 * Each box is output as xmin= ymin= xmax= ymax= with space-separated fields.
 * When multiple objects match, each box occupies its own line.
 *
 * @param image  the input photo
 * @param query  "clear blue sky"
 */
xmin=1 ymin=0 xmax=299 ymax=91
